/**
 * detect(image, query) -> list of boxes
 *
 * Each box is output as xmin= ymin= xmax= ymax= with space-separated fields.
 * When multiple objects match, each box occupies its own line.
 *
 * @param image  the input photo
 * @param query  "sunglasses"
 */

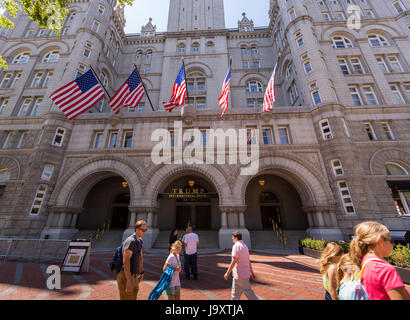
xmin=138 ymin=228 xmax=148 ymax=232
xmin=384 ymin=236 xmax=394 ymax=244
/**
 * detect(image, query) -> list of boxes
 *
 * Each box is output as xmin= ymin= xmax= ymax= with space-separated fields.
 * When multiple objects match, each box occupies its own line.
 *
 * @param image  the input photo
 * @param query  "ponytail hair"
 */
xmin=319 ymin=242 xmax=344 ymax=275
xmin=349 ymin=221 xmax=390 ymax=267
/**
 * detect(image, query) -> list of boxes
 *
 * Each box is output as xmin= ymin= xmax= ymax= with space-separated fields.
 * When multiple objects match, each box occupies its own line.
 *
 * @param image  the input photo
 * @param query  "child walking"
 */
xmin=319 ymin=242 xmax=344 ymax=300
xmin=163 ymin=240 xmax=182 ymax=300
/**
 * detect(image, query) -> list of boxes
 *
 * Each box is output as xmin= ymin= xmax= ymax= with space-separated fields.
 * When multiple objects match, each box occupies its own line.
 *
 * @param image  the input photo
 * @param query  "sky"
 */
xmin=124 ymin=0 xmax=270 ymax=34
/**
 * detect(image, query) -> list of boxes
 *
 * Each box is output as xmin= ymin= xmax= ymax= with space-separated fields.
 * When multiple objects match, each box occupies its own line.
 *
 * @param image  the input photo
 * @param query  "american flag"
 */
xmin=109 ymin=69 xmax=145 ymax=115
xmin=218 ymin=66 xmax=231 ymax=119
xmin=263 ymin=62 xmax=278 ymax=112
xmin=163 ymin=65 xmax=186 ymax=112
xmin=50 ymin=70 xmax=105 ymax=120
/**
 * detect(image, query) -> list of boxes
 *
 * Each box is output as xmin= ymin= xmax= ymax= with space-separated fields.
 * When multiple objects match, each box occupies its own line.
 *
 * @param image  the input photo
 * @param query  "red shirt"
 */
xmin=361 ymin=254 xmax=409 ymax=300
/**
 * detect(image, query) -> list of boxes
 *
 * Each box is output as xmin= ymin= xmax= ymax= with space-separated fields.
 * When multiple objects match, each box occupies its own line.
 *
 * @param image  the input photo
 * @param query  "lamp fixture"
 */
xmin=122 ymin=181 xmax=128 ymax=188
xmin=188 ymin=179 xmax=195 ymax=188
xmin=258 ymin=178 xmax=265 ymax=187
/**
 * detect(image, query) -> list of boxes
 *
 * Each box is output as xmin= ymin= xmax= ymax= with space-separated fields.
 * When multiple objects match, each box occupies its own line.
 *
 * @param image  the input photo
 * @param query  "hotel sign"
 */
xmin=158 ymin=187 xmax=218 ymax=201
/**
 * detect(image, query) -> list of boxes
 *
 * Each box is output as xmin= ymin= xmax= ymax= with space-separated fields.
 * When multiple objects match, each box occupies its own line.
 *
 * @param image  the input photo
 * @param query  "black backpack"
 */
xmin=110 ymin=235 xmax=138 ymax=273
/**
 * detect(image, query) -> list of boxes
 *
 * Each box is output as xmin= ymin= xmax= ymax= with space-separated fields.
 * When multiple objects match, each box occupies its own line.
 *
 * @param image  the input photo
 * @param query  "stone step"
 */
xmin=72 ymin=230 xmax=124 ymax=249
xmin=153 ymin=230 xmax=219 ymax=249
xmin=250 ymin=230 xmax=307 ymax=250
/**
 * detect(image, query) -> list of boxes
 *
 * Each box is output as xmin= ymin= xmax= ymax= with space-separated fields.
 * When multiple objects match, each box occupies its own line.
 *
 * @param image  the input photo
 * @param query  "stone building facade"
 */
xmin=0 ymin=0 xmax=409 ymax=249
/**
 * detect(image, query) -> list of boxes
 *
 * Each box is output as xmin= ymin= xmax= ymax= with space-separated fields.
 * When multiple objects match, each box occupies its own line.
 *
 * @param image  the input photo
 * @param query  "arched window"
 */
xmin=246 ymin=81 xmax=263 ymax=93
xmin=0 ymin=168 xmax=10 ymax=182
xmin=241 ymin=45 xmax=248 ymax=55
xmin=385 ymin=162 xmax=408 ymax=176
xmin=251 ymin=45 xmax=258 ymax=54
xmin=285 ymin=63 xmax=293 ymax=80
xmin=136 ymin=50 xmax=143 ymax=60
xmin=146 ymin=50 xmax=153 ymax=60
xmin=12 ymin=52 xmax=30 ymax=64
xmin=331 ymin=36 xmax=354 ymax=48
xmin=368 ymin=34 xmax=389 ymax=47
xmin=206 ymin=41 xmax=214 ymax=52
xmin=191 ymin=42 xmax=200 ymax=53
xmin=42 ymin=50 xmax=60 ymax=63
xmin=177 ymin=43 xmax=185 ymax=53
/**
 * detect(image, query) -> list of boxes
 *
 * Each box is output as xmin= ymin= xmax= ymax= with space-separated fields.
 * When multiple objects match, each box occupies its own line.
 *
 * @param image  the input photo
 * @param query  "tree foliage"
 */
xmin=0 ymin=0 xmax=136 ymax=69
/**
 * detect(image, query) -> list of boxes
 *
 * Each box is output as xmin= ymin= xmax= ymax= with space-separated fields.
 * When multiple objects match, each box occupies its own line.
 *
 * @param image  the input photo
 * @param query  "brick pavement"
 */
xmin=0 ymin=250 xmax=408 ymax=300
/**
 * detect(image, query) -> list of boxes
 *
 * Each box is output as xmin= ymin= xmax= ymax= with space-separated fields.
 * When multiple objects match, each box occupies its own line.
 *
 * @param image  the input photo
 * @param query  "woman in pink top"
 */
xmin=349 ymin=221 xmax=409 ymax=300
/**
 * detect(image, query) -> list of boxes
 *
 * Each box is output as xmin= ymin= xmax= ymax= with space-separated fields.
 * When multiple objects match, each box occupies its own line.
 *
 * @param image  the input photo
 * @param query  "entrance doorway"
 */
xmin=111 ymin=193 xmax=130 ymax=229
xmin=260 ymin=192 xmax=282 ymax=230
xmin=176 ymin=204 xmax=212 ymax=230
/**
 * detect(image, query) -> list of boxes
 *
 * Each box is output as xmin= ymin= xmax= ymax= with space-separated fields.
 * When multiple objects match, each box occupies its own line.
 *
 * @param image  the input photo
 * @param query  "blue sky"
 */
xmin=124 ymin=0 xmax=270 ymax=34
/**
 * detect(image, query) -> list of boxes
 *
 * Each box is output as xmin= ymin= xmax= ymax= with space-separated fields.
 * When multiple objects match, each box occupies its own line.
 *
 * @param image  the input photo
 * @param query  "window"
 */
xmin=0 ymin=168 xmax=10 ymax=182
xmin=386 ymin=163 xmax=408 ymax=176
xmin=31 ymin=98 xmax=43 ymax=116
xmin=338 ymin=181 xmax=356 ymax=215
xmin=41 ymin=165 xmax=54 ymax=181
xmin=338 ymin=58 xmax=350 ymax=75
xmin=43 ymin=71 xmax=53 ymax=88
xmin=170 ymin=130 xmax=178 ymax=147
xmin=100 ymin=72 xmax=108 ymax=87
xmin=390 ymin=84 xmax=405 ymax=104
xmin=200 ymin=130 xmax=209 ymax=146
xmin=262 ymin=128 xmax=273 ymax=145
xmin=13 ymin=52 xmax=30 ymax=64
xmin=0 ymin=98 xmax=9 ymax=116
xmin=319 ymin=119 xmax=333 ymax=140
xmin=351 ymin=58 xmax=364 ymax=74
xmin=18 ymin=98 xmax=32 ymax=117
xmin=404 ymin=83 xmax=410 ymax=102
xmin=29 ymin=184 xmax=48 ymax=216
xmin=177 ymin=43 xmax=185 ymax=53
xmin=362 ymin=86 xmax=378 ymax=105
xmin=368 ymin=35 xmax=389 ymax=47
xmin=25 ymin=29 xmax=34 ymax=37
xmin=246 ymin=81 xmax=263 ymax=93
xmin=192 ymin=43 xmax=200 ymax=53
xmin=364 ymin=122 xmax=377 ymax=140
xmin=278 ymin=127 xmax=290 ymax=145
xmin=331 ymin=159 xmax=344 ymax=176
xmin=52 ymin=127 xmax=66 ymax=147
xmin=109 ymin=131 xmax=118 ymax=148
xmin=0 ymin=73 xmax=12 ymax=88
xmin=322 ymin=12 xmax=331 ymax=21
xmin=93 ymin=132 xmax=104 ymax=149
xmin=92 ymin=20 xmax=101 ymax=32
xmin=31 ymin=72 xmax=44 ymax=88
xmin=2 ymin=132 xmax=12 ymax=149
xmin=123 ymin=131 xmax=133 ymax=148
xmin=247 ymin=98 xmax=263 ymax=109
xmin=310 ymin=82 xmax=322 ymax=105
xmin=381 ymin=122 xmax=395 ymax=140
xmin=42 ymin=51 xmax=59 ymax=63
xmin=341 ymin=118 xmax=351 ymax=138
xmin=386 ymin=163 xmax=409 ymax=216
xmin=246 ymin=128 xmax=257 ymax=145
xmin=242 ymin=61 xmax=249 ymax=69
xmin=195 ymin=97 xmax=207 ymax=110
xmin=303 ymin=59 xmax=312 ymax=74
xmin=16 ymin=132 xmax=26 ymax=149
xmin=98 ymin=4 xmax=105 ymax=14
xmin=387 ymin=56 xmax=403 ymax=73
xmin=332 ymin=36 xmax=353 ymax=48
xmin=83 ymin=42 xmax=93 ymax=58
xmin=376 ymin=56 xmax=389 ymax=73
xmin=349 ymin=86 xmax=363 ymax=106
xmin=295 ymin=31 xmax=304 ymax=47
xmin=392 ymin=0 xmax=406 ymax=14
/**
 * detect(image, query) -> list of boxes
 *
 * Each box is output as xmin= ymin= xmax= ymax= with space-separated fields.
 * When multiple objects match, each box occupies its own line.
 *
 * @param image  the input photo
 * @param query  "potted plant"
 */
xmin=386 ymin=245 xmax=410 ymax=284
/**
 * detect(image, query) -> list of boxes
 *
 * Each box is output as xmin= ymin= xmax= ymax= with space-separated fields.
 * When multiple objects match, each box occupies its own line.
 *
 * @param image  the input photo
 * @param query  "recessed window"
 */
xmin=338 ymin=181 xmax=356 ymax=215
xmin=319 ymin=119 xmax=333 ymax=141
xmin=52 ymin=127 xmax=66 ymax=147
xmin=331 ymin=159 xmax=344 ymax=176
xmin=41 ymin=165 xmax=54 ymax=181
xmin=29 ymin=184 xmax=47 ymax=216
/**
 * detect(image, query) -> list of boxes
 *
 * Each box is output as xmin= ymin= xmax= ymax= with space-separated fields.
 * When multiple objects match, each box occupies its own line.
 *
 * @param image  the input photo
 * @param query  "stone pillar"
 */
xmin=129 ymin=210 xmax=137 ymax=228
xmin=304 ymin=205 xmax=344 ymax=241
xmin=70 ymin=213 xmax=79 ymax=228
xmin=123 ymin=207 xmax=159 ymax=249
xmin=221 ymin=211 xmax=228 ymax=229
xmin=40 ymin=207 xmax=80 ymax=240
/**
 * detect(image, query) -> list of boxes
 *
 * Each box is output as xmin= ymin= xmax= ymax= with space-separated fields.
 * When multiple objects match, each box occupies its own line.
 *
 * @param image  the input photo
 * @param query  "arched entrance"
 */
xmin=245 ymin=174 xmax=309 ymax=231
xmin=76 ymin=176 xmax=130 ymax=230
xmin=157 ymin=175 xmax=220 ymax=231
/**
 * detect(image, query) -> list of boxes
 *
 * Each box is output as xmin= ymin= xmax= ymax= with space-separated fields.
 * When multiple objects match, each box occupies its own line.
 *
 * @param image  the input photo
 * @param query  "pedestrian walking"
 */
xmin=224 ymin=230 xmax=258 ymax=300
xmin=182 ymin=227 xmax=199 ymax=280
xmin=169 ymin=229 xmax=178 ymax=252
xmin=349 ymin=221 xmax=409 ymax=300
xmin=319 ymin=242 xmax=344 ymax=300
xmin=116 ymin=220 xmax=147 ymax=300
xmin=163 ymin=240 xmax=182 ymax=300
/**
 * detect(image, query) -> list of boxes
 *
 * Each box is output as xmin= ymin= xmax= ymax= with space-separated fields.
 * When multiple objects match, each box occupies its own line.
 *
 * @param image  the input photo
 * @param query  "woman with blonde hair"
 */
xmin=163 ymin=240 xmax=182 ymax=300
xmin=349 ymin=221 xmax=409 ymax=300
xmin=319 ymin=242 xmax=344 ymax=300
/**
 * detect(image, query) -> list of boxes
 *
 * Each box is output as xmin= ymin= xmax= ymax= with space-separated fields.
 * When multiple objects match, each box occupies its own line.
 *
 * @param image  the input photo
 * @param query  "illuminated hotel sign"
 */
xmin=158 ymin=187 xmax=218 ymax=201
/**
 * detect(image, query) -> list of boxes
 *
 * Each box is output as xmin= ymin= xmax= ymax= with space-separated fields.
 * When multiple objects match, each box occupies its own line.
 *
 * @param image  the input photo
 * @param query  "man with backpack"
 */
xmin=116 ymin=220 xmax=147 ymax=300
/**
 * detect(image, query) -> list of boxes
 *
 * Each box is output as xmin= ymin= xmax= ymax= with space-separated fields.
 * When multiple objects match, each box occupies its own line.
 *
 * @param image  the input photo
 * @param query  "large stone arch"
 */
xmin=370 ymin=148 xmax=410 ymax=175
xmin=50 ymin=157 xmax=143 ymax=208
xmin=234 ymin=153 xmax=333 ymax=208
xmin=0 ymin=156 xmax=20 ymax=180
xmin=143 ymin=164 xmax=231 ymax=207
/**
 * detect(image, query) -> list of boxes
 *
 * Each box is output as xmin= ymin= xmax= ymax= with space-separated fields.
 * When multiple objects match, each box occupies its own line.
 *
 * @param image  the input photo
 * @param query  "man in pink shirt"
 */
xmin=224 ymin=231 xmax=258 ymax=300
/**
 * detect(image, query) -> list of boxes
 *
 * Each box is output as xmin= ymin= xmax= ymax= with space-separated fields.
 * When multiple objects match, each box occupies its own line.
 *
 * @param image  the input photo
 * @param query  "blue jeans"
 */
xmin=184 ymin=253 xmax=198 ymax=279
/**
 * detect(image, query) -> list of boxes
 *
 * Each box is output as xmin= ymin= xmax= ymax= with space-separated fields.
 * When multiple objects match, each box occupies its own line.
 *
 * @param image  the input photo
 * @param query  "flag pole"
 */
xmin=88 ymin=64 xmax=112 ymax=99
xmin=182 ymin=57 xmax=190 ymax=105
xmin=133 ymin=63 xmax=155 ymax=111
